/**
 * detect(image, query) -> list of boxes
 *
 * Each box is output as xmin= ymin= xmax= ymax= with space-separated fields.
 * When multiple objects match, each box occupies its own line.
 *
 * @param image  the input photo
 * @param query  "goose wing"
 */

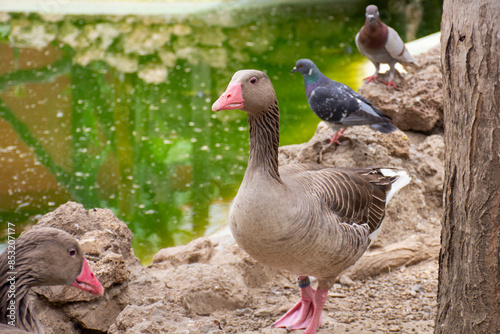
xmin=283 ymin=165 xmax=393 ymax=234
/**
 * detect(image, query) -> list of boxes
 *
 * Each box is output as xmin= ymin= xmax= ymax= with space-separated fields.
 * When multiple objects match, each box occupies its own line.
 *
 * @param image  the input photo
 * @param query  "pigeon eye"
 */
xmin=298 ymin=64 xmax=303 ymax=68
xmin=249 ymin=77 xmax=257 ymax=84
xmin=69 ymin=248 xmax=77 ymax=257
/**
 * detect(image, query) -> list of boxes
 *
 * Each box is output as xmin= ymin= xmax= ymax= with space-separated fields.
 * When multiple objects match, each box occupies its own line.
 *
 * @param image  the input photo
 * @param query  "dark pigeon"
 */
xmin=292 ymin=58 xmax=398 ymax=145
xmin=356 ymin=4 xmax=417 ymax=89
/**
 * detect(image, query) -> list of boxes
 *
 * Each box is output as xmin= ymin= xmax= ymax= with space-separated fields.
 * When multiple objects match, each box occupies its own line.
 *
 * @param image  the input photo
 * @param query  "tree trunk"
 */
xmin=436 ymin=1 xmax=500 ymax=333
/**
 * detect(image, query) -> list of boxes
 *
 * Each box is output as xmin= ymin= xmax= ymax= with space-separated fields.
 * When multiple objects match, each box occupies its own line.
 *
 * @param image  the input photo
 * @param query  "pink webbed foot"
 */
xmin=382 ymin=79 xmax=398 ymax=90
xmin=273 ymin=277 xmax=329 ymax=334
xmin=363 ymin=75 xmax=378 ymax=84
xmin=327 ymin=128 xmax=346 ymax=146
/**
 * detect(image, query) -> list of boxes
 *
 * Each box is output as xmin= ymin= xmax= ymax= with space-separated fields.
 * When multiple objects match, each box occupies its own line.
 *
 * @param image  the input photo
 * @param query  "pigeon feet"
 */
xmin=363 ymin=75 xmax=378 ymax=83
xmin=327 ymin=128 xmax=346 ymax=146
xmin=382 ymin=80 xmax=399 ymax=90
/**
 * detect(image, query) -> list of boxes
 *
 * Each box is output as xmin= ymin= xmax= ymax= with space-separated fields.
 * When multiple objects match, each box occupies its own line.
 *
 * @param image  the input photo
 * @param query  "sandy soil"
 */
xmin=216 ymin=259 xmax=438 ymax=334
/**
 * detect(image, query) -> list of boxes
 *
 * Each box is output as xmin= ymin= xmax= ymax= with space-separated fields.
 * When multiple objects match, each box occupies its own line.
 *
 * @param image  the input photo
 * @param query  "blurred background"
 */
xmin=0 ymin=0 xmax=442 ymax=263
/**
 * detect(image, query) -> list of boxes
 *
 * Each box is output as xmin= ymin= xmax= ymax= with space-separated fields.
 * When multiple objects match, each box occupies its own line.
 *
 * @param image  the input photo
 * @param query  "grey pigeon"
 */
xmin=356 ymin=4 xmax=417 ymax=89
xmin=292 ymin=58 xmax=398 ymax=145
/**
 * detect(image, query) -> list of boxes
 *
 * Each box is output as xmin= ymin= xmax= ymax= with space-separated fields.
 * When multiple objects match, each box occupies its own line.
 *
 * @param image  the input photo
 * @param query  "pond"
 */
xmin=0 ymin=0 xmax=442 ymax=263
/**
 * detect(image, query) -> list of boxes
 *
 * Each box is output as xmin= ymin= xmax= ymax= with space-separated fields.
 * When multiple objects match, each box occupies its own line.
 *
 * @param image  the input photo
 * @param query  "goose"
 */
xmin=0 ymin=227 xmax=104 ymax=333
xmin=212 ymin=70 xmax=410 ymax=333
xmin=356 ymin=4 xmax=417 ymax=89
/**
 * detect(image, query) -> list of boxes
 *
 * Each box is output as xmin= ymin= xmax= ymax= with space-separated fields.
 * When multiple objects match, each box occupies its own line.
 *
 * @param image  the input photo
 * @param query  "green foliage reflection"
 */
xmin=0 ymin=0 xmax=442 ymax=262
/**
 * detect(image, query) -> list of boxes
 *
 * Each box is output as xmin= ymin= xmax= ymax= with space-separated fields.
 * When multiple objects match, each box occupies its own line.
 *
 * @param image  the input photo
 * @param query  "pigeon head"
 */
xmin=291 ymin=59 xmax=324 ymax=83
xmin=365 ymin=5 xmax=380 ymax=23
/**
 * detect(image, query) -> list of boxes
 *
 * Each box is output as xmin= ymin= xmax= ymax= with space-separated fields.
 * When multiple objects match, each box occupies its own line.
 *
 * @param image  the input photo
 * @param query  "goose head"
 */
xmin=212 ymin=70 xmax=276 ymax=116
xmin=20 ymin=227 xmax=104 ymax=296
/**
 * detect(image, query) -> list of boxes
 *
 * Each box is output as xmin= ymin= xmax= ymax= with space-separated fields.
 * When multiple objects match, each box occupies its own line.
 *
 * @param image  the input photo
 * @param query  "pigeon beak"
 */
xmin=367 ymin=14 xmax=374 ymax=22
xmin=291 ymin=66 xmax=297 ymax=74
xmin=212 ymin=82 xmax=244 ymax=112
xmin=71 ymin=258 xmax=104 ymax=296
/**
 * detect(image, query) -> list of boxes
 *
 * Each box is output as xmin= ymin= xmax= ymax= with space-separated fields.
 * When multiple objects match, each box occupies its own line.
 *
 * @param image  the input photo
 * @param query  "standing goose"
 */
xmin=356 ymin=4 xmax=417 ymax=89
xmin=0 ymin=227 xmax=104 ymax=333
xmin=292 ymin=59 xmax=398 ymax=146
xmin=212 ymin=70 xmax=410 ymax=334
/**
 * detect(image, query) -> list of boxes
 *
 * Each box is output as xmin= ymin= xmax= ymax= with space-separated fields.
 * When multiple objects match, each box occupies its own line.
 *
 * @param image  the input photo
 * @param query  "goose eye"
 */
xmin=249 ymin=77 xmax=257 ymax=84
xmin=69 ymin=248 xmax=77 ymax=257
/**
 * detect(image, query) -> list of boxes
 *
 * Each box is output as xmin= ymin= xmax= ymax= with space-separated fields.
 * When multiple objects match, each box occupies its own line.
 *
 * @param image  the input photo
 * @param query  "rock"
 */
xmin=411 ymin=284 xmax=425 ymax=296
xmin=164 ymin=264 xmax=249 ymax=316
xmin=254 ymin=309 xmax=273 ymax=317
xmin=236 ymin=308 xmax=253 ymax=316
xmin=108 ymin=300 xmax=220 ymax=334
xmin=358 ymin=45 xmax=443 ymax=132
xmin=32 ymin=301 xmax=76 ymax=334
xmin=260 ymin=328 xmax=288 ymax=334
xmin=31 ymin=202 xmax=158 ymax=333
xmin=151 ymin=236 xmax=215 ymax=269
xmin=328 ymin=292 xmax=347 ymax=298
xmin=34 ymin=202 xmax=136 ymax=261
xmin=341 ymin=235 xmax=440 ymax=281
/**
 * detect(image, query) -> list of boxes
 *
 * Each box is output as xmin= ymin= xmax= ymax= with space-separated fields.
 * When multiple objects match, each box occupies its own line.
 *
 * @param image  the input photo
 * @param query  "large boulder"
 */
xmin=358 ymin=45 xmax=443 ymax=132
xmin=31 ymin=202 xmax=172 ymax=333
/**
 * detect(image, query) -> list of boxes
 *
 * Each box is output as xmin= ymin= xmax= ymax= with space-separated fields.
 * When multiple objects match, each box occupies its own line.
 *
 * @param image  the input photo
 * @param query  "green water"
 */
xmin=0 ymin=0 xmax=442 ymax=262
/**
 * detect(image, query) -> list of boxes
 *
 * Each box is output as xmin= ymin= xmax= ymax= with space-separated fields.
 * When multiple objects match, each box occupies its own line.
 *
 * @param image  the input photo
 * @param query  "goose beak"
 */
xmin=72 ymin=258 xmax=104 ymax=296
xmin=212 ymin=82 xmax=244 ymax=111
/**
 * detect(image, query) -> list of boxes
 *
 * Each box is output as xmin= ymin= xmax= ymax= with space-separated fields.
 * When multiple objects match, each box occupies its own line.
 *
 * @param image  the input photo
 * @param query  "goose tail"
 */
xmin=380 ymin=169 xmax=411 ymax=203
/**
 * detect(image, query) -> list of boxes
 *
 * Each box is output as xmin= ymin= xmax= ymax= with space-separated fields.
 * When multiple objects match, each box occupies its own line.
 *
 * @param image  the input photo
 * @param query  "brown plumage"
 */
xmin=0 ymin=227 xmax=104 ymax=333
xmin=356 ymin=4 xmax=417 ymax=89
xmin=212 ymin=70 xmax=410 ymax=333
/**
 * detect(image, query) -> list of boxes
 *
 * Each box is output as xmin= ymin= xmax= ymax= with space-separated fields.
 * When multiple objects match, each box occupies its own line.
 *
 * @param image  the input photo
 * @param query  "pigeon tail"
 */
xmin=370 ymin=122 xmax=398 ymax=133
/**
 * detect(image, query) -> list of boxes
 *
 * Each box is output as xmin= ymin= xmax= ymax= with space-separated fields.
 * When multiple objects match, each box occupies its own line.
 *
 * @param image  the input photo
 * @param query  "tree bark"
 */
xmin=436 ymin=1 xmax=500 ymax=333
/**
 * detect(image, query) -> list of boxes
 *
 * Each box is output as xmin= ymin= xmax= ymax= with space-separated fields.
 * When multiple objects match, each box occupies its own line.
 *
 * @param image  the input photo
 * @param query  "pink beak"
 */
xmin=212 ymin=82 xmax=244 ymax=111
xmin=72 ymin=258 xmax=104 ymax=296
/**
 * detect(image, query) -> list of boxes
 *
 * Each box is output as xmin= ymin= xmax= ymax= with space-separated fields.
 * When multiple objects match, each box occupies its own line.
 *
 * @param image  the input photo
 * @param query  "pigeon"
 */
xmin=292 ymin=58 xmax=398 ymax=145
xmin=355 ymin=4 xmax=417 ymax=89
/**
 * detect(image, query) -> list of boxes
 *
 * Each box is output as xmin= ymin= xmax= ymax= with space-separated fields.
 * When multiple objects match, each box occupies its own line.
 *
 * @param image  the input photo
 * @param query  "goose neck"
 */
xmin=0 ymin=248 xmax=39 ymax=332
xmin=246 ymin=103 xmax=282 ymax=184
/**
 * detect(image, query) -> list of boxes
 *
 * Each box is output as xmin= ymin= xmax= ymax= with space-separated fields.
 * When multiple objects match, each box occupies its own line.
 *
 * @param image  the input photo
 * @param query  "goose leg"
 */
xmin=303 ymin=287 xmax=328 ymax=334
xmin=273 ymin=276 xmax=320 ymax=330
xmin=363 ymin=62 xmax=380 ymax=83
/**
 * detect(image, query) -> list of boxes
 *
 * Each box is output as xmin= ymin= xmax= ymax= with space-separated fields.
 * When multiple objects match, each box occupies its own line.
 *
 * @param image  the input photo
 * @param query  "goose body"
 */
xmin=356 ymin=4 xmax=417 ymax=89
xmin=213 ymin=70 xmax=410 ymax=333
xmin=232 ymin=165 xmax=381 ymax=278
xmin=0 ymin=227 xmax=104 ymax=333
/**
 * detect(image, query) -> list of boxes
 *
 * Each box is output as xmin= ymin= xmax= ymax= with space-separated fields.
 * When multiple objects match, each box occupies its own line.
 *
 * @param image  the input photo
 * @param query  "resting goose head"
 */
xmin=20 ymin=227 xmax=103 ymax=296
xmin=212 ymin=70 xmax=276 ymax=116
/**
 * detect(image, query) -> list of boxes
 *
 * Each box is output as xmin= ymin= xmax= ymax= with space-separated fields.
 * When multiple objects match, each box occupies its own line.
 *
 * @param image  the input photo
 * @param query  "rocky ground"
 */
xmin=27 ymin=45 xmax=443 ymax=334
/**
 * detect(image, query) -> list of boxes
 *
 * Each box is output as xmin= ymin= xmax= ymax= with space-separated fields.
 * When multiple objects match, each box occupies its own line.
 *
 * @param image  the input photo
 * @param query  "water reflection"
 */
xmin=0 ymin=0 xmax=442 ymax=262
